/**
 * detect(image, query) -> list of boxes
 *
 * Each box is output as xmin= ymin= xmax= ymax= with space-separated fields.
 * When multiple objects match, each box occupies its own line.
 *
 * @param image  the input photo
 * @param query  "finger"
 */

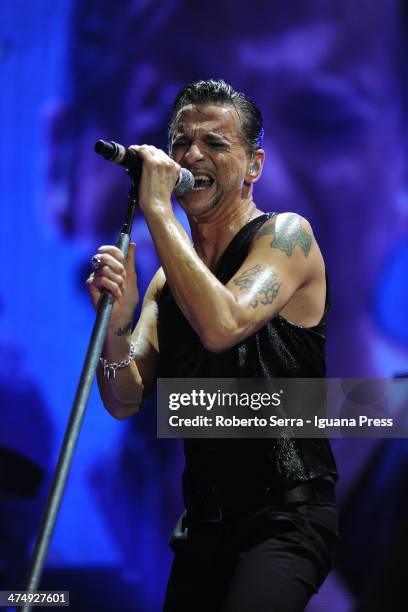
xmin=93 ymin=252 xmax=126 ymax=276
xmin=157 ymin=149 xmax=181 ymax=173
xmin=129 ymin=145 xmax=179 ymax=180
xmin=129 ymin=144 xmax=152 ymax=161
xmin=98 ymin=245 xmax=125 ymax=264
xmin=91 ymin=275 xmax=123 ymax=300
xmin=86 ymin=273 xmax=99 ymax=293
xmin=86 ymin=274 xmax=103 ymax=304
xmin=131 ymin=145 xmax=168 ymax=165
xmin=158 ymin=149 xmax=181 ymax=174
xmin=124 ymin=242 xmax=136 ymax=272
xmin=95 ymin=265 xmax=125 ymax=290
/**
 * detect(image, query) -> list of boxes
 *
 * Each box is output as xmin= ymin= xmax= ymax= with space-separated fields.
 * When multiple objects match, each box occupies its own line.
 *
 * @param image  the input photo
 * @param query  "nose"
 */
xmin=183 ymin=142 xmax=205 ymax=165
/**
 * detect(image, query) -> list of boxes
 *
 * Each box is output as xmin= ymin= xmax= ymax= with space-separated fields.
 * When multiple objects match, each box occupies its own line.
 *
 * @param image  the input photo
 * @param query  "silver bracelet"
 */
xmin=99 ymin=342 xmax=137 ymax=380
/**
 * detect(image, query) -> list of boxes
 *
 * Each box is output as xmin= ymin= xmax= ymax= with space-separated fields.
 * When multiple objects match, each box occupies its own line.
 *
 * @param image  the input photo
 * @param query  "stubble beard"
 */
xmin=180 ymin=187 xmax=223 ymax=219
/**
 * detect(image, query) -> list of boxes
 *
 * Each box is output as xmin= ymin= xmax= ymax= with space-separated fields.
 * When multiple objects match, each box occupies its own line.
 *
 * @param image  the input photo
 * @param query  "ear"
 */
xmin=245 ymin=149 xmax=265 ymax=184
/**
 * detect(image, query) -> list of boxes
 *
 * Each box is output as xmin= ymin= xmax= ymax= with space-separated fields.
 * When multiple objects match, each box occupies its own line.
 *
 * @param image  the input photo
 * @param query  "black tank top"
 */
xmin=158 ymin=213 xmax=338 ymax=514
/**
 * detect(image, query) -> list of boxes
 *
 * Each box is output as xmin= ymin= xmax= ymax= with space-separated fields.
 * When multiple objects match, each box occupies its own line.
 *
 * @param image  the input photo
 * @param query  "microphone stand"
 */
xmin=21 ymin=170 xmax=140 ymax=612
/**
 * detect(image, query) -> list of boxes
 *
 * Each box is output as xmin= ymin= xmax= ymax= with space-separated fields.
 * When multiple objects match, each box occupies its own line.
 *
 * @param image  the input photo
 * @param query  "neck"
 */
xmin=189 ymin=196 xmax=261 ymax=269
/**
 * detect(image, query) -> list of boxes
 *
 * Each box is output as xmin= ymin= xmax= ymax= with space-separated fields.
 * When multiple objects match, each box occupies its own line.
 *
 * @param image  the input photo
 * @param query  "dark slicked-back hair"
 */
xmin=169 ymin=79 xmax=264 ymax=154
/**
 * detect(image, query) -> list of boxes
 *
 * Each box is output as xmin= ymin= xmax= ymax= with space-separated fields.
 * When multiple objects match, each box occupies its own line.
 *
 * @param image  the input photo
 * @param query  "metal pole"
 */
xmin=21 ymin=175 xmax=138 ymax=612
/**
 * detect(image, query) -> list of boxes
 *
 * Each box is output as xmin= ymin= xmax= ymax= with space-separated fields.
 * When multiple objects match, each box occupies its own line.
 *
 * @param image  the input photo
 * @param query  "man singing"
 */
xmin=86 ymin=79 xmax=338 ymax=611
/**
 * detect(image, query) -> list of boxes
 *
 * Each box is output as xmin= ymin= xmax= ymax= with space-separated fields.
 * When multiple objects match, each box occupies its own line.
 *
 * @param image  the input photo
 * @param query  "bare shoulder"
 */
xmin=253 ymin=212 xmax=316 ymax=259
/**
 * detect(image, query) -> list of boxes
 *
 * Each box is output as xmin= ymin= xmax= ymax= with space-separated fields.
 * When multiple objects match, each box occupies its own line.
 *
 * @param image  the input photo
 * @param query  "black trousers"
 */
xmin=163 ymin=502 xmax=338 ymax=612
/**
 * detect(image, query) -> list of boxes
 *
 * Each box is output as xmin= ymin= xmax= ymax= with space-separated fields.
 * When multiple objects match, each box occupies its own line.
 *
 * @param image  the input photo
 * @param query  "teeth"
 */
xmin=194 ymin=175 xmax=212 ymax=182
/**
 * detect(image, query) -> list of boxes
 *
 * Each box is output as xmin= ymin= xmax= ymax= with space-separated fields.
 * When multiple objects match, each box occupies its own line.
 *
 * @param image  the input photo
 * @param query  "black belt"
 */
xmin=186 ymin=478 xmax=335 ymax=526
xmin=284 ymin=479 xmax=335 ymax=505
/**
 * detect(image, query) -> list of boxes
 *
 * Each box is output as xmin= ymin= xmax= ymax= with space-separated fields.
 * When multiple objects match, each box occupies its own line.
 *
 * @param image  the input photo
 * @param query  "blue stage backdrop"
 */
xmin=1 ymin=1 xmax=407 ymax=610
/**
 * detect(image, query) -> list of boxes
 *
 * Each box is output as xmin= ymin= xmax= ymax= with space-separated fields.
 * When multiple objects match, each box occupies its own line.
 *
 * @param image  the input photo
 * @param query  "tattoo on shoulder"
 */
xmin=114 ymin=321 xmax=133 ymax=336
xmin=255 ymin=215 xmax=312 ymax=257
xmin=233 ymin=264 xmax=282 ymax=309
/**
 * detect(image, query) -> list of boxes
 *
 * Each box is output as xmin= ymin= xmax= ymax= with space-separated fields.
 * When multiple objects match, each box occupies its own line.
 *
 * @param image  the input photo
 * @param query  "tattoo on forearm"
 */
xmin=233 ymin=265 xmax=282 ymax=309
xmin=255 ymin=215 xmax=312 ymax=257
xmin=114 ymin=321 xmax=133 ymax=336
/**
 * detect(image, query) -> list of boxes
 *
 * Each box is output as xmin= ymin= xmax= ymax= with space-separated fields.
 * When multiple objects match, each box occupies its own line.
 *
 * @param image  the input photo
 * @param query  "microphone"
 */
xmin=94 ymin=140 xmax=195 ymax=196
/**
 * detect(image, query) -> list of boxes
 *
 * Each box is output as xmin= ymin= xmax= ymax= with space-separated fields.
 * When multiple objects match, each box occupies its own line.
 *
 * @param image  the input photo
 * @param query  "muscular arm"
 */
xmin=97 ymin=268 xmax=165 ymax=419
xmin=144 ymin=208 xmax=323 ymax=352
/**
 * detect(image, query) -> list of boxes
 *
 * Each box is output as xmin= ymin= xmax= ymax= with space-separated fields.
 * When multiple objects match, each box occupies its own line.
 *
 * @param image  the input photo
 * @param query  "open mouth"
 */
xmin=192 ymin=172 xmax=215 ymax=191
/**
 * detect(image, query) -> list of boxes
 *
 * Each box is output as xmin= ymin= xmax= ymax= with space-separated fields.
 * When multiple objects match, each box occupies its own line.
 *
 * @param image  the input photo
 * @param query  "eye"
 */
xmin=171 ymin=141 xmax=188 ymax=149
xmin=207 ymin=141 xmax=227 ymax=149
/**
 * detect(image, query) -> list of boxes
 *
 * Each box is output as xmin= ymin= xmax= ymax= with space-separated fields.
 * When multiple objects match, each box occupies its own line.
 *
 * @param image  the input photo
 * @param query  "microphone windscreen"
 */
xmin=175 ymin=169 xmax=195 ymax=196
